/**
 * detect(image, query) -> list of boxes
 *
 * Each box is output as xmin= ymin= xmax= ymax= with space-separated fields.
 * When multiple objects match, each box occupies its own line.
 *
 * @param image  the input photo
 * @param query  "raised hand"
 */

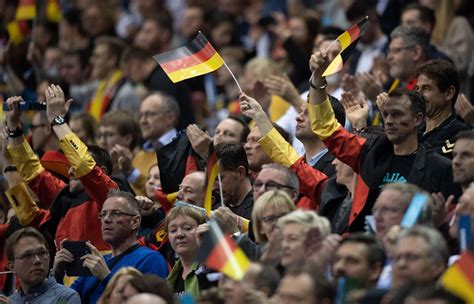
xmin=309 ymin=51 xmax=330 ymax=82
xmin=212 ymin=207 xmax=239 ymax=235
xmin=45 ymin=84 xmax=72 ymax=123
xmin=110 ymin=144 xmax=133 ymax=174
xmin=356 ymin=72 xmax=384 ymax=102
xmin=264 ymin=75 xmax=303 ymax=107
xmin=431 ymin=192 xmax=455 ymax=228
xmin=455 ymin=93 xmax=474 ymax=126
xmin=186 ymin=124 xmax=211 ymax=158
xmin=81 ymin=242 xmax=110 ymax=280
xmin=340 ymin=91 xmax=369 ymax=130
xmin=239 ymin=93 xmax=265 ymax=120
xmin=4 ymin=96 xmax=23 ymax=130
xmin=340 ymin=73 xmax=361 ymax=96
xmin=376 ymin=92 xmax=389 ymax=113
xmin=135 ymin=195 xmax=156 ymax=216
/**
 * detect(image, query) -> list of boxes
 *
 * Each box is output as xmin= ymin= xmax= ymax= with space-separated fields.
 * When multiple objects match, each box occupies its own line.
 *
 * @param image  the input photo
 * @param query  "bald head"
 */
xmin=177 ymin=171 xmax=206 ymax=207
xmin=126 ymin=293 xmax=166 ymax=304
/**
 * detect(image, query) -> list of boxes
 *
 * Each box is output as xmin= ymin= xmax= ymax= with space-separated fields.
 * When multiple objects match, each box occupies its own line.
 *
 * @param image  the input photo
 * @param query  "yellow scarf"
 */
xmin=88 ymin=70 xmax=123 ymax=120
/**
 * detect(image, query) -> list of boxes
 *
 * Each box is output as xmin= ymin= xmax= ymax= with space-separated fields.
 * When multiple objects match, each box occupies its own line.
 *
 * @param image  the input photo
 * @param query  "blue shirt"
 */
xmin=71 ymin=245 xmax=168 ymax=303
xmin=10 ymin=276 xmax=80 ymax=304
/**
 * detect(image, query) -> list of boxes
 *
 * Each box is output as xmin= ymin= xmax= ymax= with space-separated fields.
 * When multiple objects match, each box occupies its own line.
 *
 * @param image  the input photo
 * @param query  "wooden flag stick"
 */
xmin=217 ymin=173 xmax=225 ymax=207
xmin=223 ymin=61 xmax=242 ymax=94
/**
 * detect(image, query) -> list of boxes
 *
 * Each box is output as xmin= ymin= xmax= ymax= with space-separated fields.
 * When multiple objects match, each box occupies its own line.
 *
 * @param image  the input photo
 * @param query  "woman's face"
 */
xmin=281 ymin=223 xmax=306 ymax=267
xmin=109 ymin=274 xmax=132 ymax=304
xmin=146 ymin=165 xmax=161 ymax=199
xmin=168 ymin=215 xmax=199 ymax=256
xmin=259 ymin=205 xmax=291 ymax=242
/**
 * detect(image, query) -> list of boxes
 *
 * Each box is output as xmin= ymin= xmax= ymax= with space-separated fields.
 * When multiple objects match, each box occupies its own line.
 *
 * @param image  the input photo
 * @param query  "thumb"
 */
xmin=65 ymin=99 xmax=73 ymax=111
xmin=86 ymin=241 xmax=100 ymax=255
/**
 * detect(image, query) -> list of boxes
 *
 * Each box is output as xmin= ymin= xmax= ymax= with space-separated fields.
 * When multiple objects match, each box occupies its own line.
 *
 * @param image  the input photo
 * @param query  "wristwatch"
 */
xmin=50 ymin=115 xmax=66 ymax=127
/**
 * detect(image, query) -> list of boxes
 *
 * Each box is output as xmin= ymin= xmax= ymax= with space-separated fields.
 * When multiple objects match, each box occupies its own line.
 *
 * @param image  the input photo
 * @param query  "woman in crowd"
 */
xmin=166 ymin=206 xmax=216 ymax=299
xmin=97 ymin=267 xmax=143 ymax=304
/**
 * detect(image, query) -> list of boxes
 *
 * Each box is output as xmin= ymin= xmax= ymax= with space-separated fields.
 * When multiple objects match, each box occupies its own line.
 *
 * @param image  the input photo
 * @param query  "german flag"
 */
xmin=196 ymin=220 xmax=250 ymax=281
xmin=441 ymin=250 xmax=474 ymax=302
xmin=15 ymin=0 xmax=36 ymax=20
xmin=7 ymin=20 xmax=31 ymax=45
xmin=204 ymin=145 xmax=219 ymax=216
xmin=46 ymin=0 xmax=62 ymax=23
xmin=153 ymin=32 xmax=224 ymax=83
xmin=323 ymin=16 xmax=369 ymax=77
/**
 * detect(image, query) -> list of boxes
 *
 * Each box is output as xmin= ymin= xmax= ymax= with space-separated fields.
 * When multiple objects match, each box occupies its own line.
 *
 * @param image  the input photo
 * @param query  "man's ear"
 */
xmin=237 ymin=165 xmax=247 ymax=180
xmin=131 ymin=215 xmax=141 ymax=230
xmin=413 ymin=45 xmax=423 ymax=62
xmin=415 ymin=112 xmax=424 ymax=127
xmin=369 ymin=262 xmax=383 ymax=283
xmin=445 ymin=85 xmax=456 ymax=103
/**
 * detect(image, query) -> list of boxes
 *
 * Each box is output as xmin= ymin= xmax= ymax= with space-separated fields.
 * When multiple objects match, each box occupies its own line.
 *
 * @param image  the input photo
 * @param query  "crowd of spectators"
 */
xmin=1 ymin=0 xmax=474 ymax=303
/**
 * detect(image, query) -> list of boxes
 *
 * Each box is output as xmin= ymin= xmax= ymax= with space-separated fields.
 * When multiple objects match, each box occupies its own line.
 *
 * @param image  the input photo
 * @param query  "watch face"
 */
xmin=53 ymin=116 xmax=65 ymax=125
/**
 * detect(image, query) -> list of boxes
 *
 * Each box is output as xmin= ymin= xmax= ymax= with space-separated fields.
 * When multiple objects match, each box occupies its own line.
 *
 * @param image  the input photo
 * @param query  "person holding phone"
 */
xmin=53 ymin=190 xmax=168 ymax=304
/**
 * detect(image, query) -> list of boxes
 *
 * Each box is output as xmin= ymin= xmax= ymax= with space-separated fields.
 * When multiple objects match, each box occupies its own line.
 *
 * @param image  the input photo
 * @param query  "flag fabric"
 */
xmin=7 ymin=21 xmax=31 ymax=45
xmin=153 ymin=32 xmax=225 ymax=83
xmin=196 ymin=220 xmax=250 ymax=281
xmin=441 ymin=251 xmax=474 ymax=302
xmin=323 ymin=16 xmax=369 ymax=77
xmin=204 ymin=145 xmax=219 ymax=216
xmin=46 ymin=0 xmax=62 ymax=22
xmin=15 ymin=0 xmax=36 ymax=20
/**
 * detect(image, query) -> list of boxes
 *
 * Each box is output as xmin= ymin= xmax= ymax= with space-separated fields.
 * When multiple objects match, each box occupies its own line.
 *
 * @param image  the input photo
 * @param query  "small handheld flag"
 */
xmin=323 ymin=16 xmax=369 ymax=77
xmin=196 ymin=220 xmax=250 ymax=281
xmin=459 ymin=214 xmax=472 ymax=252
xmin=15 ymin=0 xmax=36 ymax=20
xmin=153 ymin=32 xmax=225 ymax=83
xmin=441 ymin=250 xmax=474 ymax=302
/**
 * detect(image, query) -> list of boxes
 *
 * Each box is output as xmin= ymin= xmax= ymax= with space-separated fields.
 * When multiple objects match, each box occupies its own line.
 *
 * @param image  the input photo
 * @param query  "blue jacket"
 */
xmin=71 ymin=245 xmax=168 ymax=303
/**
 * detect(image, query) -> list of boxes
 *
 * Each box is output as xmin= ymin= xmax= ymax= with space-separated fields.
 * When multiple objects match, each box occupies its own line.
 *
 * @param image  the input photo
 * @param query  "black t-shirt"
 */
xmin=174 ymin=268 xmax=185 ymax=298
xmin=379 ymin=154 xmax=416 ymax=188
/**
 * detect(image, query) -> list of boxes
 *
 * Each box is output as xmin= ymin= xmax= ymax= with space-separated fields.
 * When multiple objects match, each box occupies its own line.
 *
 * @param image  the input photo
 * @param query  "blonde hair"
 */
xmin=165 ymin=205 xmax=206 ymax=231
xmin=97 ymin=267 xmax=143 ymax=304
xmin=431 ymin=0 xmax=455 ymax=45
xmin=252 ymin=190 xmax=296 ymax=243
xmin=278 ymin=210 xmax=331 ymax=238
xmin=244 ymin=58 xmax=283 ymax=82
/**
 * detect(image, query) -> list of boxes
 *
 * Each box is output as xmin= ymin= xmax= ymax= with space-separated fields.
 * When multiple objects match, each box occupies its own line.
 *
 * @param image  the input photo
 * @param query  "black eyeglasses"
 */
xmin=98 ymin=210 xmax=138 ymax=220
xmin=254 ymin=180 xmax=294 ymax=191
xmin=15 ymin=249 xmax=49 ymax=261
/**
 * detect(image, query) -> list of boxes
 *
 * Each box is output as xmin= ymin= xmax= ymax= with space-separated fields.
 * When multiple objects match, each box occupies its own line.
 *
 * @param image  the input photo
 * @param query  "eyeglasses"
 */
xmin=98 ymin=210 xmax=138 ymax=220
xmin=260 ymin=213 xmax=287 ymax=224
xmin=254 ymin=180 xmax=294 ymax=192
xmin=15 ymin=249 xmax=49 ymax=261
xmin=388 ymin=45 xmax=416 ymax=54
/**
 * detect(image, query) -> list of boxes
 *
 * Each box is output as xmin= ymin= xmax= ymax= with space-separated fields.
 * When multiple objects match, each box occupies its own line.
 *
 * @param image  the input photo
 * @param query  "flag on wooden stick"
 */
xmin=153 ymin=32 xmax=225 ymax=83
xmin=196 ymin=220 xmax=250 ymax=281
xmin=323 ymin=16 xmax=369 ymax=77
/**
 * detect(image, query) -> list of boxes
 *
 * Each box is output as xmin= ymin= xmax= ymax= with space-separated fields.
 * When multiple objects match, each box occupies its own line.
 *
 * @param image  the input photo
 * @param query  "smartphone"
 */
xmin=62 ymin=241 xmax=92 ymax=276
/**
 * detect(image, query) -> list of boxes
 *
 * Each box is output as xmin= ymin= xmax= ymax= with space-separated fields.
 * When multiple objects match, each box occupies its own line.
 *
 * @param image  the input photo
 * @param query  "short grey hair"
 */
xmin=278 ymin=210 xmax=331 ymax=237
xmin=390 ymin=25 xmax=430 ymax=58
xmin=397 ymin=225 xmax=449 ymax=265
xmin=261 ymin=163 xmax=299 ymax=191
xmin=107 ymin=189 xmax=141 ymax=217
xmin=381 ymin=183 xmax=433 ymax=225
xmin=147 ymin=92 xmax=180 ymax=126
